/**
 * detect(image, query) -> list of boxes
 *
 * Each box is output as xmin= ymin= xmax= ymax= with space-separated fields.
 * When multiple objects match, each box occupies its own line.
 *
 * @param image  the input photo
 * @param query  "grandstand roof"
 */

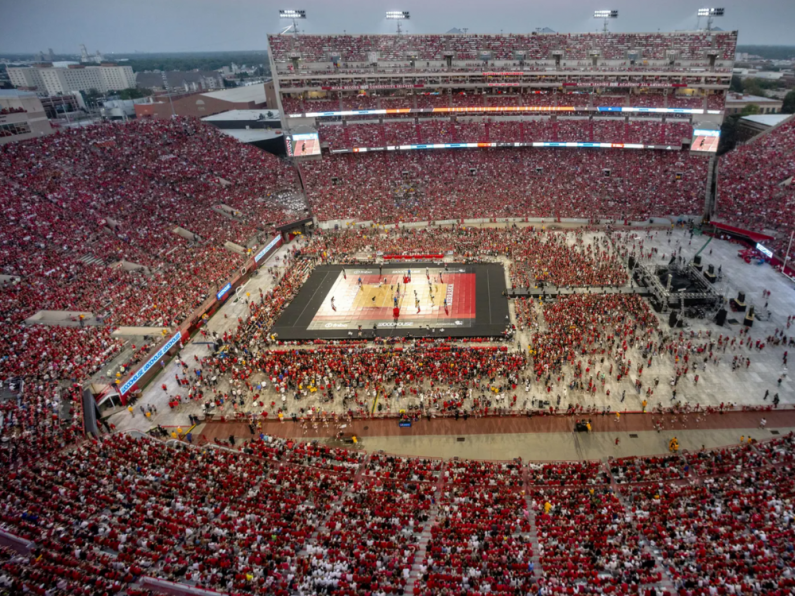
xmin=740 ymin=114 xmax=790 ymax=127
xmin=213 ymin=128 xmax=283 ymax=143
xmin=201 ymin=85 xmax=266 ymax=104
xmin=202 ymin=109 xmax=281 ymax=122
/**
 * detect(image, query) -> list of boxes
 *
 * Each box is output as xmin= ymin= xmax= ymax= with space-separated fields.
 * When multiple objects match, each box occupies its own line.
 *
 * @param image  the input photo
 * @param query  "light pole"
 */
xmin=279 ymin=9 xmax=306 ymax=36
xmin=697 ymin=8 xmax=725 ymax=32
xmin=386 ymin=11 xmax=410 ymax=34
xmin=594 ymin=10 xmax=618 ymax=33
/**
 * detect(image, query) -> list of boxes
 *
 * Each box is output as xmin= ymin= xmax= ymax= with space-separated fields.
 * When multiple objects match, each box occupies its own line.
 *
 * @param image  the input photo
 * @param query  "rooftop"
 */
xmin=0 ymin=89 xmax=37 ymax=98
xmin=201 ymin=85 xmax=266 ymax=105
xmin=202 ymin=109 xmax=280 ymax=122
xmin=212 ymin=128 xmax=283 ymax=143
xmin=726 ymin=93 xmax=782 ymax=104
xmin=740 ymin=114 xmax=791 ymax=127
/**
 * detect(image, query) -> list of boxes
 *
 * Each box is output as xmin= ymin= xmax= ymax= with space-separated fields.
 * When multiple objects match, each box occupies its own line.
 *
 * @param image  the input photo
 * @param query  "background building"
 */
xmin=725 ymin=93 xmax=783 ymax=115
xmin=101 ymin=98 xmax=150 ymax=120
xmin=38 ymin=93 xmax=82 ymax=119
xmin=8 ymin=64 xmax=136 ymax=95
xmin=0 ymin=90 xmax=53 ymax=145
xmin=135 ymin=70 xmax=224 ymax=92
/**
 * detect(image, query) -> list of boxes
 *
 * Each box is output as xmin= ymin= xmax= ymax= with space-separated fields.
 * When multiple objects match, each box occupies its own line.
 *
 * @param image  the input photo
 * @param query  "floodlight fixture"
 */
xmin=279 ymin=9 xmax=306 ymax=36
xmin=386 ymin=11 xmax=410 ymax=34
xmin=697 ymin=8 xmax=724 ymax=31
xmin=594 ymin=10 xmax=618 ymax=33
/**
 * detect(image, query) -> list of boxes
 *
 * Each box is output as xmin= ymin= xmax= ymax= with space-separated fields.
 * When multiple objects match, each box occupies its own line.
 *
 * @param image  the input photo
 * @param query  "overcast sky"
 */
xmin=1 ymin=0 xmax=793 ymax=54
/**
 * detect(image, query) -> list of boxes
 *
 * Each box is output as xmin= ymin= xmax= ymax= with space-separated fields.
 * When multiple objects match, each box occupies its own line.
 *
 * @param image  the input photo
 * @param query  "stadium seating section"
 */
xmin=2 ymin=431 xmax=795 ymax=595
xmin=269 ymin=32 xmax=738 ymax=64
xmin=301 ymin=147 xmax=708 ymax=222
xmin=0 ymin=118 xmax=301 ymax=469
xmin=717 ymin=116 xmax=795 ymax=256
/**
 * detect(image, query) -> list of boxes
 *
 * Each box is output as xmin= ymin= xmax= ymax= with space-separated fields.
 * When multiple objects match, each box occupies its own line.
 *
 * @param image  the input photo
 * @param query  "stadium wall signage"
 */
xmin=120 ymin=331 xmax=182 ymax=396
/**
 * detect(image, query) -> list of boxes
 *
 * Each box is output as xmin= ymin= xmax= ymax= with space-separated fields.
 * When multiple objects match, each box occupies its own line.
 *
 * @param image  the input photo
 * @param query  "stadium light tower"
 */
xmin=697 ymin=8 xmax=724 ymax=32
xmin=594 ymin=10 xmax=618 ymax=33
xmin=386 ymin=11 xmax=410 ymax=34
xmin=279 ymin=9 xmax=306 ymax=36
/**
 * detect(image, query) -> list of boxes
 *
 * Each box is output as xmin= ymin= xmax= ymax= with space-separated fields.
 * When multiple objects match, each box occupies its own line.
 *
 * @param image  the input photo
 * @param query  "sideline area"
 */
xmin=197 ymin=409 xmax=794 ymax=461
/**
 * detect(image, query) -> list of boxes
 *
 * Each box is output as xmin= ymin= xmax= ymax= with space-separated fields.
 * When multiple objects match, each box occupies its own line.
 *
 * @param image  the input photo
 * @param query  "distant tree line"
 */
xmin=0 ymin=50 xmax=272 ymax=75
xmin=736 ymin=45 xmax=795 ymax=61
xmin=117 ymin=51 xmax=270 ymax=74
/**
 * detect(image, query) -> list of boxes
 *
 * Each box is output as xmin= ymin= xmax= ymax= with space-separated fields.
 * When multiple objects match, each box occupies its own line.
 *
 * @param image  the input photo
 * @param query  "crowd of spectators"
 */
xmin=417 ymin=460 xmax=533 ymax=594
xmin=0 ymin=117 xmax=303 ymax=467
xmin=268 ymin=31 xmax=737 ymax=64
xmin=317 ymin=118 xmax=694 ymax=149
xmin=717 ymin=116 xmax=795 ymax=256
xmin=303 ymin=147 xmax=708 ymax=222
xmin=533 ymin=485 xmax=663 ymax=592
xmin=3 ymin=430 xmax=795 ymax=595
xmin=623 ymin=459 xmax=795 ymax=594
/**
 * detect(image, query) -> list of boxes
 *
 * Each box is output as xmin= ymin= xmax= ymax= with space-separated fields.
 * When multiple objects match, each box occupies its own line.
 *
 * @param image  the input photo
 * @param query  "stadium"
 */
xmin=2 ymin=12 xmax=795 ymax=596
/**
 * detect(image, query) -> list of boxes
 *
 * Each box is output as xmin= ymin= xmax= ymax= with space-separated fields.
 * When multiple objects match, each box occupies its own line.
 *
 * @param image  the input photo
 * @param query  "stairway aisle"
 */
xmin=523 ymin=466 xmax=545 ymax=582
xmin=404 ymin=462 xmax=448 ymax=595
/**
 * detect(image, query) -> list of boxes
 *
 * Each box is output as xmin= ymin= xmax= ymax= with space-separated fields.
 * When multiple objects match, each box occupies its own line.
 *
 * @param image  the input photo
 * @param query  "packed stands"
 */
xmin=384 ymin=120 xmax=418 ymax=145
xmin=707 ymin=93 xmax=727 ymax=111
xmin=592 ymin=119 xmax=625 ymax=143
xmin=317 ymin=119 xmax=688 ymax=149
xmin=717 ymin=116 xmax=795 ymax=255
xmin=488 ymin=120 xmax=523 ymax=142
xmin=302 ymin=148 xmax=708 ymax=222
xmin=665 ymin=120 xmax=692 ymax=144
xmin=269 ymin=32 xmax=738 ymax=65
xmin=633 ymin=94 xmax=668 ymax=108
xmin=533 ymin=486 xmax=663 ymax=591
xmin=318 ymin=122 xmax=347 ymax=148
xmin=627 ymin=120 xmax=662 ymax=144
xmin=557 ymin=118 xmax=590 ymax=142
xmin=3 ymin=430 xmax=795 ymax=594
xmin=418 ymin=120 xmax=454 ymax=144
xmin=455 ymin=120 xmax=488 ymax=143
xmin=668 ymin=95 xmax=704 ymax=109
xmin=346 ymin=122 xmax=384 ymax=147
xmin=416 ymin=460 xmax=532 ymax=595
xmin=0 ymin=117 xmax=303 ymax=466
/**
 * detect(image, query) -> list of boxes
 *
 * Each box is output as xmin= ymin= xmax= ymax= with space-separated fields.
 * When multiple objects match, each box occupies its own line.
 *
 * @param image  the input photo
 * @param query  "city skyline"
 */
xmin=1 ymin=0 xmax=794 ymax=54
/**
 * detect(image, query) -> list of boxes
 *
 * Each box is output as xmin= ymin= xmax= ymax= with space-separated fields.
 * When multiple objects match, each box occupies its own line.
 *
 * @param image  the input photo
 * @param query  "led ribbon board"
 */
xmin=120 ymin=331 xmax=182 ymax=396
xmin=756 ymin=243 xmax=773 ymax=259
xmin=289 ymin=106 xmax=713 ymax=118
xmin=255 ymin=236 xmax=282 ymax=264
xmin=331 ymin=141 xmax=678 ymax=154
xmin=216 ymin=282 xmax=233 ymax=301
